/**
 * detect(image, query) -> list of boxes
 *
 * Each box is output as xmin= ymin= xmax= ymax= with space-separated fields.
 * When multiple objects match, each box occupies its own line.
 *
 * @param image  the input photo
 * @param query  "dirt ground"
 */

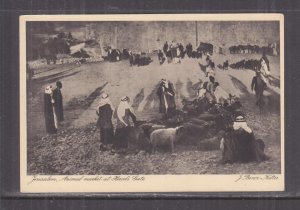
xmin=27 ymin=53 xmax=281 ymax=175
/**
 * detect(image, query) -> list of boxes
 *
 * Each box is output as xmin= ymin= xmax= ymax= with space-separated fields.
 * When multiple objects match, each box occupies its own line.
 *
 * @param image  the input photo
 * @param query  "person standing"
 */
xmin=44 ymin=85 xmax=57 ymax=134
xmin=259 ymin=54 xmax=271 ymax=85
xmin=205 ymin=76 xmax=216 ymax=103
xmin=251 ymin=71 xmax=266 ymax=107
xmin=163 ymin=41 xmax=168 ymax=55
xmin=158 ymin=49 xmax=165 ymax=65
xmin=156 ymin=79 xmax=176 ymax=118
xmin=53 ymin=81 xmax=64 ymax=122
xmin=114 ymin=96 xmax=136 ymax=152
xmin=96 ymin=93 xmax=114 ymax=150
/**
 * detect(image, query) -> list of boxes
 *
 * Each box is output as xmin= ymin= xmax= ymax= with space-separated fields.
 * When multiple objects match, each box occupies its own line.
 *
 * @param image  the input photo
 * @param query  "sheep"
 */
xmin=149 ymin=126 xmax=184 ymax=154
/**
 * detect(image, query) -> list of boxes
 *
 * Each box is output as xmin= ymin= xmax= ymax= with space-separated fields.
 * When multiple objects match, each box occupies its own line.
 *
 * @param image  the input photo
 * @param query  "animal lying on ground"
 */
xmin=149 ymin=126 xmax=184 ymax=153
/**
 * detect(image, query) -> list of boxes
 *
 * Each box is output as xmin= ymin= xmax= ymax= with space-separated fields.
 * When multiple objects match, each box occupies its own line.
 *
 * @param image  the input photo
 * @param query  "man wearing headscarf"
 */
xmin=220 ymin=115 xmax=268 ymax=163
xmin=53 ymin=81 xmax=64 ymax=122
xmin=44 ymin=85 xmax=57 ymax=134
xmin=205 ymin=76 xmax=216 ymax=103
xmin=96 ymin=93 xmax=114 ymax=150
xmin=114 ymin=96 xmax=136 ymax=151
xmin=251 ymin=71 xmax=266 ymax=106
xmin=163 ymin=41 xmax=168 ymax=55
xmin=156 ymin=79 xmax=176 ymax=118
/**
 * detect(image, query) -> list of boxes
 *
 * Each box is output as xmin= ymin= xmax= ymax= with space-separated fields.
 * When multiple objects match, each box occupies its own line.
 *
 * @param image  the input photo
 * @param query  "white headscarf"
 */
xmin=233 ymin=121 xmax=252 ymax=133
xmin=97 ymin=93 xmax=114 ymax=110
xmin=45 ymin=85 xmax=53 ymax=94
xmin=116 ymin=97 xmax=134 ymax=126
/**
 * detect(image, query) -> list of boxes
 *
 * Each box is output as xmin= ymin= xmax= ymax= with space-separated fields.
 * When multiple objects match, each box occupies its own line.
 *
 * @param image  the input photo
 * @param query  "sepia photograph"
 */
xmin=20 ymin=14 xmax=284 ymax=192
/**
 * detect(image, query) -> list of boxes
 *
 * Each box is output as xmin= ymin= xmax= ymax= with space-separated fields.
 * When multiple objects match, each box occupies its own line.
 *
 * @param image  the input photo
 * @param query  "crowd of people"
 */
xmin=41 ymin=43 xmax=272 ymax=163
xmin=158 ymin=41 xmax=201 ymax=65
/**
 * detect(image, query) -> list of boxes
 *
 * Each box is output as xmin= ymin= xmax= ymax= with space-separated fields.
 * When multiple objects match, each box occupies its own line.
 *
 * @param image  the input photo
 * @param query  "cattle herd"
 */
xmin=28 ymin=40 xmax=276 ymax=73
xmin=102 ymin=41 xmax=215 ymax=67
xmin=229 ymin=59 xmax=261 ymax=70
xmin=128 ymin=92 xmax=243 ymax=154
xmin=229 ymin=44 xmax=274 ymax=55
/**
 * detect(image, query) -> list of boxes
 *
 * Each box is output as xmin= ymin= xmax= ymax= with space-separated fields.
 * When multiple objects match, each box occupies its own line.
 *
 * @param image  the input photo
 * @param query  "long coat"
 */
xmin=97 ymin=104 xmax=114 ymax=129
xmin=221 ymin=128 xmax=266 ymax=163
xmin=251 ymin=75 xmax=265 ymax=107
xmin=44 ymin=93 xmax=57 ymax=134
xmin=53 ymin=88 xmax=64 ymax=122
xmin=96 ymin=103 xmax=114 ymax=145
xmin=114 ymin=105 xmax=137 ymax=149
xmin=157 ymin=81 xmax=176 ymax=115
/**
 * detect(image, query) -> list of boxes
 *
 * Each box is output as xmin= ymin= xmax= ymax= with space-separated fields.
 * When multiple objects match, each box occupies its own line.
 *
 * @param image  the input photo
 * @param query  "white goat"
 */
xmin=150 ymin=126 xmax=184 ymax=153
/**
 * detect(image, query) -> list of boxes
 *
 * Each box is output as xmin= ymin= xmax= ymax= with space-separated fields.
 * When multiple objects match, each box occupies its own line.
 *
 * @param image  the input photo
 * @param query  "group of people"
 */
xmin=95 ymin=94 xmax=136 ymax=152
xmin=44 ymin=81 xmax=64 ymax=134
xmin=196 ymin=56 xmax=230 ymax=106
xmin=41 ymin=48 xmax=272 ymax=162
xmin=43 ymin=80 xmax=137 ymax=153
xmin=159 ymin=41 xmax=185 ymax=64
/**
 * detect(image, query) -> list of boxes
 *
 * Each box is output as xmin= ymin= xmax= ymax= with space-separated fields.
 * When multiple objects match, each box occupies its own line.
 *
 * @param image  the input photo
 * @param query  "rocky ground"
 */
xmin=27 ymin=53 xmax=281 ymax=175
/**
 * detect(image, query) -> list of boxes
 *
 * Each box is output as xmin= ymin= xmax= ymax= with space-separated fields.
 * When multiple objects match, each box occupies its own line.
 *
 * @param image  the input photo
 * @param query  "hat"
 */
xmin=235 ymin=115 xmax=246 ymax=122
xmin=121 ymin=96 xmax=129 ymax=101
xmin=101 ymin=93 xmax=109 ymax=99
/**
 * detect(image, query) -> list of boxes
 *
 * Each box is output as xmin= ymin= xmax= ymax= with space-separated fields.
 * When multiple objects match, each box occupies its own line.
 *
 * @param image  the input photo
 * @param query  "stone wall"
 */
xmin=38 ymin=21 xmax=280 ymax=52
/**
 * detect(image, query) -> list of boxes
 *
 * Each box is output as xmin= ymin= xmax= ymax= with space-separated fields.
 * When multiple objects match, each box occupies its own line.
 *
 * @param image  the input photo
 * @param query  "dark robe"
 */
xmin=158 ymin=51 xmax=165 ymax=65
xmin=186 ymin=43 xmax=193 ymax=57
xmin=114 ymin=108 xmax=137 ymax=149
xmin=166 ymin=50 xmax=172 ymax=63
xmin=156 ymin=81 xmax=176 ymax=117
xmin=53 ymin=88 xmax=64 ymax=121
xmin=96 ymin=103 xmax=114 ymax=145
xmin=222 ymin=128 xmax=268 ymax=163
xmin=163 ymin=43 xmax=168 ymax=55
xmin=251 ymin=75 xmax=265 ymax=107
xmin=170 ymin=47 xmax=177 ymax=59
xmin=44 ymin=94 xmax=57 ymax=134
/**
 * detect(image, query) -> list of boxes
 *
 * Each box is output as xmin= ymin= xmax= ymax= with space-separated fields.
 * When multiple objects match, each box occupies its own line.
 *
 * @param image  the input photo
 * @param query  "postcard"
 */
xmin=20 ymin=14 xmax=284 ymax=192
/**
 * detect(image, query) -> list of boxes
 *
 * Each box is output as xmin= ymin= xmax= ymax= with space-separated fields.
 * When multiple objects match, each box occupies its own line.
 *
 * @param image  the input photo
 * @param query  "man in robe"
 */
xmin=96 ymin=93 xmax=114 ymax=150
xmin=251 ymin=71 xmax=266 ymax=107
xmin=53 ymin=81 xmax=64 ymax=122
xmin=220 ymin=115 xmax=269 ymax=163
xmin=205 ymin=76 xmax=216 ymax=103
xmin=158 ymin=49 xmax=165 ymax=65
xmin=163 ymin=41 xmax=168 ymax=55
xmin=186 ymin=43 xmax=193 ymax=57
xmin=44 ymin=85 xmax=57 ymax=134
xmin=156 ymin=79 xmax=176 ymax=118
xmin=114 ymin=96 xmax=137 ymax=152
